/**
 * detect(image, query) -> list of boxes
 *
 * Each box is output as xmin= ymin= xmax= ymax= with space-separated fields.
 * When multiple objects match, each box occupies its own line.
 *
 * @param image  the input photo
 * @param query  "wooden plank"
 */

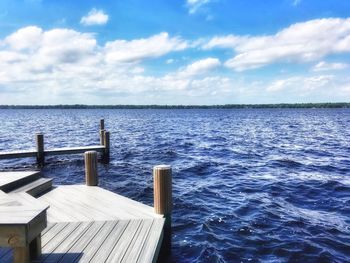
xmin=75 ymin=221 xmax=119 ymax=262
xmin=0 ymin=145 xmax=105 ymax=160
xmin=42 ymin=222 xmax=81 ymax=253
xmin=0 ymin=171 xmax=40 ymax=192
xmin=10 ymin=178 xmax=53 ymax=197
xmin=137 ymin=219 xmax=165 ymax=263
xmin=0 ymin=150 xmax=37 ymax=159
xmin=114 ymin=219 xmax=154 ymax=263
xmin=44 ymin=145 xmax=105 ymax=156
xmin=58 ymin=221 xmax=106 ymax=262
xmin=41 ymin=223 xmax=69 ymax=247
xmin=39 ymin=185 xmax=162 ymax=223
xmin=41 ymin=222 xmax=93 ymax=262
xmin=90 ymin=220 xmax=136 ymax=263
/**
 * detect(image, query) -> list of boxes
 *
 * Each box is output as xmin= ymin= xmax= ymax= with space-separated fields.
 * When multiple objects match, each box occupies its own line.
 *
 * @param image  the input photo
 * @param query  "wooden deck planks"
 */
xmin=75 ymin=220 xmax=119 ymax=262
xmin=39 ymin=185 xmax=163 ymax=222
xmin=110 ymin=219 xmax=154 ymax=263
xmin=0 ymin=184 xmax=165 ymax=263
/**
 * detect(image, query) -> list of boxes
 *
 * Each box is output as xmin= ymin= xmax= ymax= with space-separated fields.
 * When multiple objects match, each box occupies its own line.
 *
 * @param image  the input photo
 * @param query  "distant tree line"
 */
xmin=0 ymin=103 xmax=349 ymax=109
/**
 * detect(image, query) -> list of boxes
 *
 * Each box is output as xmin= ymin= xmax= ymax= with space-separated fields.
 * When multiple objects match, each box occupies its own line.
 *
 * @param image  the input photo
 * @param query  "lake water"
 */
xmin=0 ymin=109 xmax=349 ymax=262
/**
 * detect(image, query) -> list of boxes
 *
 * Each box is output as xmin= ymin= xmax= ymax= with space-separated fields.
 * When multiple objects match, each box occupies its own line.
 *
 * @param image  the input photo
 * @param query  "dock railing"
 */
xmin=0 ymin=119 xmax=110 ymax=165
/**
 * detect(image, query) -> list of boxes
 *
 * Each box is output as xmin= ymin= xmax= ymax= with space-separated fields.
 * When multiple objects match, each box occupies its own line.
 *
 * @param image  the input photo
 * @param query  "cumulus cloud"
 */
xmin=104 ymin=32 xmax=188 ymax=63
xmin=267 ymin=75 xmax=334 ymax=92
xmin=0 ymin=26 xmax=230 ymax=104
xmin=180 ymin=57 xmax=221 ymax=76
xmin=204 ymin=18 xmax=350 ymax=71
xmin=80 ymin=9 xmax=109 ymax=26
xmin=312 ymin=61 xmax=348 ymax=72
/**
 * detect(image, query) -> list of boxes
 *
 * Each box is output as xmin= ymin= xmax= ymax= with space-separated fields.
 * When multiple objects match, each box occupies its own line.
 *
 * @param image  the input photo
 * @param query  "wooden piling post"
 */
xmin=100 ymin=129 xmax=106 ymax=146
xmin=153 ymin=165 xmax=172 ymax=257
xmin=84 ymin=151 xmax=98 ymax=186
xmin=102 ymin=131 xmax=110 ymax=163
xmin=99 ymin=119 xmax=105 ymax=145
xmin=36 ymin=133 xmax=44 ymax=166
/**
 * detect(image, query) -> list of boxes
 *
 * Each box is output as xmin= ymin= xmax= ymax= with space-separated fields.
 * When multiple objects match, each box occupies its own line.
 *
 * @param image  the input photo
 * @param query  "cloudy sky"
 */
xmin=0 ymin=0 xmax=349 ymax=105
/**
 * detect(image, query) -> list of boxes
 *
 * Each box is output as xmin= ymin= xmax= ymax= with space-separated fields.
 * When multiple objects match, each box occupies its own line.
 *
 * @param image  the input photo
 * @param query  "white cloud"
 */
xmin=180 ymin=57 xmax=221 ymax=76
xmin=204 ymin=18 xmax=350 ymax=71
xmin=312 ymin=61 xmax=348 ymax=72
xmin=0 ymin=26 xmax=231 ymax=104
xmin=186 ymin=0 xmax=211 ymax=14
xmin=4 ymin=26 xmax=43 ymax=50
xmin=80 ymin=9 xmax=109 ymax=26
xmin=267 ymin=75 xmax=334 ymax=92
xmin=104 ymin=32 xmax=188 ymax=63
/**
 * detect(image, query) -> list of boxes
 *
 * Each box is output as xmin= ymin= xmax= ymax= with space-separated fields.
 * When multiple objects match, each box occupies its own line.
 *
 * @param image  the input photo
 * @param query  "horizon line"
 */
xmin=0 ymin=102 xmax=350 ymax=109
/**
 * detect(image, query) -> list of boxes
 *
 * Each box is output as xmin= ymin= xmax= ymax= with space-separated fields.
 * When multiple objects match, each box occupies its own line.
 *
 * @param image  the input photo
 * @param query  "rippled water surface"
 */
xmin=0 ymin=109 xmax=349 ymax=262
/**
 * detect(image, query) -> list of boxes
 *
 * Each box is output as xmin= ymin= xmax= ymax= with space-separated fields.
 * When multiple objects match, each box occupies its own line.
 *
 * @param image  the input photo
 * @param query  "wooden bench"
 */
xmin=0 ymin=190 xmax=49 ymax=263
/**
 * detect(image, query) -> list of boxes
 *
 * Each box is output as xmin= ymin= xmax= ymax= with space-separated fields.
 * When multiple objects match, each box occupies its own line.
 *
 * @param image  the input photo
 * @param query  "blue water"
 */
xmin=0 ymin=109 xmax=349 ymax=262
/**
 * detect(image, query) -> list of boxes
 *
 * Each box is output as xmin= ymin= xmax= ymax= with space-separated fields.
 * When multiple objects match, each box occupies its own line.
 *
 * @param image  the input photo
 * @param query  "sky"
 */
xmin=0 ymin=0 xmax=349 ymax=105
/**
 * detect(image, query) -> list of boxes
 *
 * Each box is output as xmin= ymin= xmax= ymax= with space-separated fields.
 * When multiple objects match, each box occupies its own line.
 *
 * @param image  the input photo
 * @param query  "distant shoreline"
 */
xmin=0 ymin=103 xmax=349 ymax=109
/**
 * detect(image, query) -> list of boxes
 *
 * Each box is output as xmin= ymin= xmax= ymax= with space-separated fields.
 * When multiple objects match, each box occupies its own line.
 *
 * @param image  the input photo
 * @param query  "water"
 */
xmin=0 ymin=109 xmax=349 ymax=262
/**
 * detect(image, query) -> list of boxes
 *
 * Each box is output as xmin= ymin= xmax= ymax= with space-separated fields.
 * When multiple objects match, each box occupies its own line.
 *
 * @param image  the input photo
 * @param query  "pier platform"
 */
xmin=0 ymin=172 xmax=165 ymax=263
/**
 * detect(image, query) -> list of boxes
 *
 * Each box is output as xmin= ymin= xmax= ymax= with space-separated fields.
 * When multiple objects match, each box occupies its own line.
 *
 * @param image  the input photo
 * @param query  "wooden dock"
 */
xmin=0 ymin=119 xmax=173 ymax=262
xmin=0 ymin=160 xmax=172 ymax=263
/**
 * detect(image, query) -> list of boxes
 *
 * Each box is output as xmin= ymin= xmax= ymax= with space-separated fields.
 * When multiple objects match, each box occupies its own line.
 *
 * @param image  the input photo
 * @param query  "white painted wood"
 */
xmin=39 ymin=185 xmax=163 ymax=223
xmin=45 ymin=145 xmax=105 ymax=156
xmin=0 ymin=145 xmax=105 ymax=160
xmin=0 ymin=171 xmax=40 ymax=191
xmin=10 ymin=178 xmax=53 ymax=197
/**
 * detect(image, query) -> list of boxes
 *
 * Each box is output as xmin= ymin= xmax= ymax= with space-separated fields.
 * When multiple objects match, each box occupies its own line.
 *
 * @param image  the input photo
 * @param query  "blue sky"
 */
xmin=0 ymin=0 xmax=349 ymax=104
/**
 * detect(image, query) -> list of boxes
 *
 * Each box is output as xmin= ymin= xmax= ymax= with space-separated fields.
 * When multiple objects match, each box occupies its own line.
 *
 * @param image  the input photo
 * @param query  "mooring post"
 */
xmin=102 ymin=131 xmax=110 ymax=163
xmin=99 ymin=119 xmax=105 ymax=145
xmin=36 ymin=133 xmax=44 ymax=166
xmin=84 ymin=151 xmax=98 ymax=186
xmin=100 ymin=129 xmax=106 ymax=146
xmin=153 ymin=165 xmax=172 ymax=257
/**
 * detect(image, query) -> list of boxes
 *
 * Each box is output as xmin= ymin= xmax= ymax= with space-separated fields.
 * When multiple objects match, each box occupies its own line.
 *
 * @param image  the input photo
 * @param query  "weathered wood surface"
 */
xmin=0 ymin=171 xmax=41 ymax=192
xmin=0 ymin=150 xmax=37 ymax=159
xmin=84 ymin=151 xmax=98 ymax=186
xmin=9 ymin=177 xmax=53 ymax=197
xmin=0 ymin=190 xmax=48 ymax=258
xmin=0 ymin=146 xmax=105 ymax=160
xmin=0 ymin=219 xmax=164 ymax=263
xmin=0 ymin=173 xmax=165 ymax=262
xmin=39 ymin=185 xmax=163 ymax=222
xmin=45 ymin=145 xmax=105 ymax=156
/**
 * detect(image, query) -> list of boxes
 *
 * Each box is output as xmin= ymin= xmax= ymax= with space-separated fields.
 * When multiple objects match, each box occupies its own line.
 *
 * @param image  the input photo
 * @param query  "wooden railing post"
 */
xmin=99 ymin=119 xmax=105 ymax=145
xmin=100 ymin=129 xmax=106 ymax=146
xmin=102 ymin=131 xmax=110 ymax=163
xmin=153 ymin=165 xmax=172 ymax=257
xmin=84 ymin=151 xmax=98 ymax=186
xmin=36 ymin=133 xmax=44 ymax=166
xmin=100 ymin=119 xmax=105 ymax=130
